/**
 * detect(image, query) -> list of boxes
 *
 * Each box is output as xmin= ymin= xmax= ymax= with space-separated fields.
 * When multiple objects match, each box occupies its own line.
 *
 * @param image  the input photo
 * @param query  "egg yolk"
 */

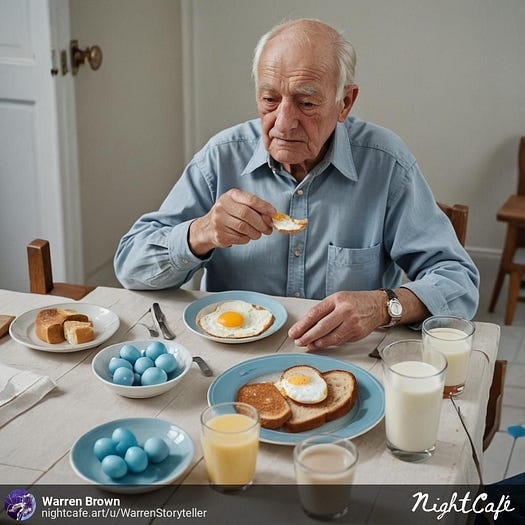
xmin=217 ymin=311 xmax=244 ymax=328
xmin=287 ymin=374 xmax=312 ymax=386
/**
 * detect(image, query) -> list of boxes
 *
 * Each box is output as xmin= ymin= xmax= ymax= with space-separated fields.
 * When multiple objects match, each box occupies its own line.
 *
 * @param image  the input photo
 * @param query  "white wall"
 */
xmin=183 ymin=0 xmax=525 ymax=254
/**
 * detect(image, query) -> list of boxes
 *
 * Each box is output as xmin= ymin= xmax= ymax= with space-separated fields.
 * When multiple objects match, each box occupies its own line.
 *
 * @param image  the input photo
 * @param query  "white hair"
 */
xmin=252 ymin=19 xmax=357 ymax=102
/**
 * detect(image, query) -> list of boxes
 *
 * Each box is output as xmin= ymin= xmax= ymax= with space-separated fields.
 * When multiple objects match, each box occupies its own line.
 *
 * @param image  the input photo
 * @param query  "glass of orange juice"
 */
xmin=200 ymin=402 xmax=260 ymax=492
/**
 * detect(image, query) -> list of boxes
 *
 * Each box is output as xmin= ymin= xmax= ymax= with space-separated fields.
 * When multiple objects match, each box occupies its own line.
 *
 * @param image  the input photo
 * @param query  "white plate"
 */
xmin=183 ymin=291 xmax=288 ymax=344
xmin=9 ymin=302 xmax=120 ymax=352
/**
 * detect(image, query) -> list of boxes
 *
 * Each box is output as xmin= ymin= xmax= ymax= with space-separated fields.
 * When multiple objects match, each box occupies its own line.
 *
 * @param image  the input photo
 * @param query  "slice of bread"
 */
xmin=63 ymin=320 xmax=94 ymax=344
xmin=236 ymin=382 xmax=292 ymax=429
xmin=35 ymin=308 xmax=90 ymax=344
xmin=284 ymin=370 xmax=358 ymax=433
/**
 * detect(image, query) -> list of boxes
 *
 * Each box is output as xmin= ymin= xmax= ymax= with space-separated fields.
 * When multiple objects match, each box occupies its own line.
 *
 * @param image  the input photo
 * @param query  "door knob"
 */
xmin=70 ymin=39 xmax=103 ymax=75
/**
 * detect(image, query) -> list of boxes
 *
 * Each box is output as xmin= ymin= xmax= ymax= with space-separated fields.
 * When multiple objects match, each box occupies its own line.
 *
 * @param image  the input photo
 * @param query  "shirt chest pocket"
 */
xmin=326 ymin=243 xmax=383 ymax=296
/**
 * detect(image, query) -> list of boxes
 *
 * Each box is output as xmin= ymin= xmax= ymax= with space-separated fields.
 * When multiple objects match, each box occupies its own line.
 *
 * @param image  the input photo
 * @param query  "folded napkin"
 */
xmin=0 ymin=363 xmax=56 ymax=428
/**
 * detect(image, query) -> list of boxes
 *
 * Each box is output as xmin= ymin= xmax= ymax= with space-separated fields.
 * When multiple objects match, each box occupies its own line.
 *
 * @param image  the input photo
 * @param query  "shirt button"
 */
xmin=293 ymin=250 xmax=301 ymax=257
xmin=182 ymin=258 xmax=189 ymax=265
xmin=297 ymin=189 xmax=304 ymax=196
xmin=294 ymin=292 xmax=301 ymax=298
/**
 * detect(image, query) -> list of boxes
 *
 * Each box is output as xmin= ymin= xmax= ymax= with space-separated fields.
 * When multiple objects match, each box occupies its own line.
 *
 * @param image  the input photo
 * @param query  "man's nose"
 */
xmin=274 ymin=99 xmax=298 ymax=132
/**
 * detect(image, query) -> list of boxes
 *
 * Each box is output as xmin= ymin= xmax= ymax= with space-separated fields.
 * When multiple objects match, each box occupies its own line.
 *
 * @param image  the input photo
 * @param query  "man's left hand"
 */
xmin=288 ymin=291 xmax=386 ymax=350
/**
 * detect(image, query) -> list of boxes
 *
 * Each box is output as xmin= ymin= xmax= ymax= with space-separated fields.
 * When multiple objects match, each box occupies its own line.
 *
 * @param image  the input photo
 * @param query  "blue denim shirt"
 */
xmin=114 ymin=116 xmax=479 ymax=319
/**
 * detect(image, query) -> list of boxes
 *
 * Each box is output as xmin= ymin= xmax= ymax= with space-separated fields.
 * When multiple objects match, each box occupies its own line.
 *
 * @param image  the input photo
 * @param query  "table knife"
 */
xmin=151 ymin=303 xmax=175 ymax=340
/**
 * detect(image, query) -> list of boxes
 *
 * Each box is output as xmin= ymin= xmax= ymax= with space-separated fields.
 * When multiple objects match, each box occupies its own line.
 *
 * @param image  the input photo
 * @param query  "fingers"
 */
xmin=226 ymin=189 xmax=276 ymax=234
xmin=213 ymin=190 xmax=276 ymax=244
xmin=288 ymin=292 xmax=378 ymax=350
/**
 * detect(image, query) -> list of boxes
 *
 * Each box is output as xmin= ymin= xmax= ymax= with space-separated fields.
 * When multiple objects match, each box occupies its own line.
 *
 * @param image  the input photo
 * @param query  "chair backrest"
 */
xmin=436 ymin=202 xmax=469 ymax=247
xmin=27 ymin=239 xmax=95 ymax=300
xmin=518 ymin=136 xmax=525 ymax=196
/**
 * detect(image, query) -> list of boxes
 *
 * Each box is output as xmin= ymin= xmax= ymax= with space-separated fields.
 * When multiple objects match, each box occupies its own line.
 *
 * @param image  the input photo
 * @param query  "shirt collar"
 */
xmin=241 ymin=121 xmax=358 ymax=181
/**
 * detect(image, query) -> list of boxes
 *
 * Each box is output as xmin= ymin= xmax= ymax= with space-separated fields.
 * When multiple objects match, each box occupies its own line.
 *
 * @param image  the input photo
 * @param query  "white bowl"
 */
xmin=92 ymin=340 xmax=192 ymax=398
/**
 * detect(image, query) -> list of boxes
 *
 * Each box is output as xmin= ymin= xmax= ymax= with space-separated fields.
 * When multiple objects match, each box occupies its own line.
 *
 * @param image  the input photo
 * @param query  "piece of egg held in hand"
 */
xmin=197 ymin=300 xmax=274 ymax=338
xmin=276 ymin=365 xmax=328 ymax=404
xmin=272 ymin=212 xmax=308 ymax=234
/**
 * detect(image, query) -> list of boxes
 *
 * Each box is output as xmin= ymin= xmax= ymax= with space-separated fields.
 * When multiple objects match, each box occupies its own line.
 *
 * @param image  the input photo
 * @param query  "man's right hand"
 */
xmin=188 ymin=189 xmax=277 ymax=257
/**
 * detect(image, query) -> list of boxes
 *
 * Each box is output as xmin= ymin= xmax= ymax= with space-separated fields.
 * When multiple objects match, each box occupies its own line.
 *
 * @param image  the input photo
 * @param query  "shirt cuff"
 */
xmin=167 ymin=220 xmax=212 ymax=271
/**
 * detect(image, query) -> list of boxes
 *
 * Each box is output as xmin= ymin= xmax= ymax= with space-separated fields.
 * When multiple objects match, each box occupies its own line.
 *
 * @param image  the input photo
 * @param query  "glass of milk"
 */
xmin=293 ymin=434 xmax=358 ymax=520
xmin=381 ymin=339 xmax=447 ymax=462
xmin=422 ymin=316 xmax=475 ymax=397
xmin=200 ymin=402 xmax=260 ymax=492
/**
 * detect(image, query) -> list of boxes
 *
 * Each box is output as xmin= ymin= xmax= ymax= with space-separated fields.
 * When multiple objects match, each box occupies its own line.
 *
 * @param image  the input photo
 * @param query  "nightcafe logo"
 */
xmin=4 ymin=489 xmax=37 ymax=521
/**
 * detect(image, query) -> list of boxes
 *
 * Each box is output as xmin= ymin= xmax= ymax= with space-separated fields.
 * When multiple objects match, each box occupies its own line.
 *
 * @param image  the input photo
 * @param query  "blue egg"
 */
xmin=108 ymin=357 xmax=133 ymax=375
xmin=134 ymin=356 xmax=154 ymax=375
xmin=145 ymin=341 xmax=167 ymax=361
xmin=133 ymin=373 xmax=142 ymax=386
xmin=119 ymin=344 xmax=141 ymax=364
xmin=101 ymin=455 xmax=128 ymax=479
xmin=154 ymin=353 xmax=178 ymax=374
xmin=124 ymin=446 xmax=149 ymax=473
xmin=112 ymin=367 xmax=134 ymax=386
xmin=143 ymin=437 xmax=169 ymax=463
xmin=141 ymin=367 xmax=168 ymax=386
xmin=93 ymin=437 xmax=118 ymax=461
xmin=112 ymin=427 xmax=138 ymax=456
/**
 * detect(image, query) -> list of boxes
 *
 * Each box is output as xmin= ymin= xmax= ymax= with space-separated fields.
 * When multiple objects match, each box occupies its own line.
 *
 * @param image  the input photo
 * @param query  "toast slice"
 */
xmin=284 ymin=370 xmax=358 ymax=433
xmin=236 ymin=382 xmax=292 ymax=429
xmin=63 ymin=320 xmax=94 ymax=345
xmin=272 ymin=213 xmax=308 ymax=234
xmin=35 ymin=308 xmax=90 ymax=344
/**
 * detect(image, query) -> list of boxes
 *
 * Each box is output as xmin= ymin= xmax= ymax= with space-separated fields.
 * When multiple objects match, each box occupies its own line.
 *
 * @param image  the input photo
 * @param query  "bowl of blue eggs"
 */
xmin=92 ymin=340 xmax=192 ymax=398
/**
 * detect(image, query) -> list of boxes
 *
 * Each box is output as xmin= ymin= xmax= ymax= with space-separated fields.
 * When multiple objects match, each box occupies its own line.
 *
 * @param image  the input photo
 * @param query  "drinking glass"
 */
xmin=200 ymin=402 xmax=260 ymax=492
xmin=381 ymin=339 xmax=447 ymax=462
xmin=422 ymin=316 xmax=475 ymax=397
xmin=293 ymin=434 xmax=358 ymax=521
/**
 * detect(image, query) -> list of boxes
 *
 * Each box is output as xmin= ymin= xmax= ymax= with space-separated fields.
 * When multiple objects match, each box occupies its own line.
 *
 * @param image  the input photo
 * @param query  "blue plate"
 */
xmin=183 ymin=291 xmax=288 ymax=344
xmin=208 ymin=354 xmax=384 ymax=445
xmin=70 ymin=418 xmax=194 ymax=493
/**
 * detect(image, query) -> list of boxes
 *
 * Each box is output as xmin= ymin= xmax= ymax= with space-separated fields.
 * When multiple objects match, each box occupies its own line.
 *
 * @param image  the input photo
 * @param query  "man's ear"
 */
xmin=338 ymin=84 xmax=359 ymax=122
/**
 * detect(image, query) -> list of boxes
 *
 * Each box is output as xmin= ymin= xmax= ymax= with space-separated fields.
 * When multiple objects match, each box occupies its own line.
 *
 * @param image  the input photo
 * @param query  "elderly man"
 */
xmin=114 ymin=19 xmax=479 ymax=349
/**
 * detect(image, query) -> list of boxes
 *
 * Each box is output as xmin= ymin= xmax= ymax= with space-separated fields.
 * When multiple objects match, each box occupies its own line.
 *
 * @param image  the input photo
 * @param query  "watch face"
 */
xmin=389 ymin=300 xmax=403 ymax=317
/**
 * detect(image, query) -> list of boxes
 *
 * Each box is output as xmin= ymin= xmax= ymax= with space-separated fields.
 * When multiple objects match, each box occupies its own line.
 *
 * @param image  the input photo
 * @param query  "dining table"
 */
xmin=0 ymin=286 xmax=502 ymax=524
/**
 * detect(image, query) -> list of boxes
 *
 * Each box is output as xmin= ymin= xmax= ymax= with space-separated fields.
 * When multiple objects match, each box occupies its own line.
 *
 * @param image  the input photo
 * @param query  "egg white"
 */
xmin=197 ymin=300 xmax=274 ymax=339
xmin=276 ymin=366 xmax=328 ymax=404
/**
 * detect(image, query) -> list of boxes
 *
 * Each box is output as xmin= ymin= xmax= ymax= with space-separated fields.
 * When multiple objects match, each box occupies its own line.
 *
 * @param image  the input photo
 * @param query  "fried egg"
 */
xmin=272 ymin=212 xmax=308 ymax=234
xmin=197 ymin=300 xmax=274 ymax=339
xmin=276 ymin=365 xmax=328 ymax=404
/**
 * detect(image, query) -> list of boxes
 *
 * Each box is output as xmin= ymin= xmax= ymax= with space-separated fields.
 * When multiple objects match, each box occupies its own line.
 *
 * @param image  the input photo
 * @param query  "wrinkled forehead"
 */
xmin=258 ymin=28 xmax=339 ymax=86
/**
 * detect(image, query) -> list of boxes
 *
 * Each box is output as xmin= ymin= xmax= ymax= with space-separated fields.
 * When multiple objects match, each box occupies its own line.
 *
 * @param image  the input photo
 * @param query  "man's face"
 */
xmin=256 ymin=33 xmax=356 ymax=178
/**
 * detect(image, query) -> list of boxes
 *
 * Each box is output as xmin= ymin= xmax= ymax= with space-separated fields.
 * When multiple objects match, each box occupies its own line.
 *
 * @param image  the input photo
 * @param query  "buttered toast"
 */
xmin=236 ymin=382 xmax=292 ymax=429
xmin=237 ymin=368 xmax=357 ymax=432
xmin=285 ymin=370 xmax=357 ymax=433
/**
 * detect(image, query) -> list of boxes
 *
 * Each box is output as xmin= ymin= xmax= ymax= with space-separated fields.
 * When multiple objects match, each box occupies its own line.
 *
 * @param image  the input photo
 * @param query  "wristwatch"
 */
xmin=381 ymin=288 xmax=402 ymax=327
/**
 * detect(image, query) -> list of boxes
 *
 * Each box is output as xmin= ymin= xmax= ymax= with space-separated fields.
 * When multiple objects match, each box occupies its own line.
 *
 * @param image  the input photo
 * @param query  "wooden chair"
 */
xmin=483 ymin=359 xmax=507 ymax=451
xmin=489 ymin=137 xmax=525 ymax=324
xmin=437 ymin=202 xmax=469 ymax=246
xmin=27 ymin=239 xmax=95 ymax=300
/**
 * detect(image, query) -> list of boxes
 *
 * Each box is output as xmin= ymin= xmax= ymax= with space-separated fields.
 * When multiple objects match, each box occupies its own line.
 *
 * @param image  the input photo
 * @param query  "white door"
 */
xmin=0 ymin=0 xmax=184 ymax=293
xmin=0 ymin=0 xmax=82 ymax=292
